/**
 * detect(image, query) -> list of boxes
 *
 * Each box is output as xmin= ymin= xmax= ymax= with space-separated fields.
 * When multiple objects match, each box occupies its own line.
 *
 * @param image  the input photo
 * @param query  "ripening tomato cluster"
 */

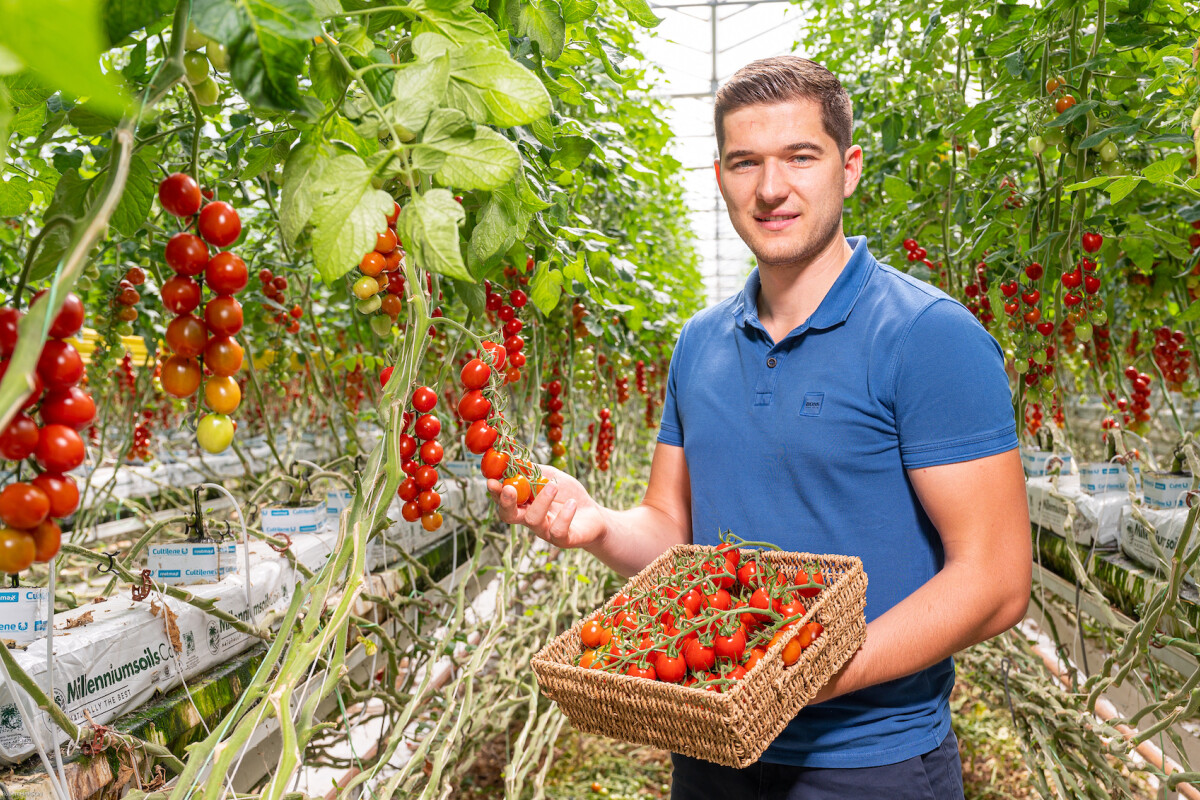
xmin=395 ymin=382 xmax=445 ymax=532
xmin=961 ymin=260 xmax=994 ymax=327
xmin=590 ymin=407 xmax=613 ymax=471
xmin=1122 ymin=366 xmax=1154 ymax=431
xmin=128 ymin=408 xmax=156 ymax=462
xmin=575 ymin=547 xmax=825 ymax=690
xmin=0 ymin=294 xmax=91 ymax=573
xmin=999 ymin=176 xmax=1023 ymax=210
xmin=1046 ymin=75 xmax=1077 ymax=115
xmin=353 ymin=203 xmax=407 ymax=337
xmin=157 ymin=172 xmax=246 ymax=454
xmin=1025 ymin=402 xmax=1044 ymax=437
xmin=1153 ymin=327 xmax=1192 ymax=392
xmin=541 ymin=376 xmax=566 ymax=461
xmin=258 ymin=267 xmax=300 ymax=334
xmin=483 ymin=260 xmax=531 ymax=384
xmin=570 ymin=299 xmax=589 ymax=340
xmin=114 ymin=266 xmax=146 ymax=323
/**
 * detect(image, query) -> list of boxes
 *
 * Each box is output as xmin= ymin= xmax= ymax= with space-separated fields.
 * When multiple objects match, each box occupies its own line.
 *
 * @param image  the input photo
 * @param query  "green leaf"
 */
xmin=242 ymin=146 xmax=276 ymax=179
xmin=0 ymin=176 xmax=32 ymax=216
xmin=468 ymin=185 xmax=523 ymax=270
xmin=559 ymin=0 xmax=596 ymax=23
xmin=612 ymin=0 xmax=659 ymax=27
xmin=194 ymin=0 xmax=319 ymax=112
xmin=387 ymin=53 xmax=450 ymax=136
xmin=1047 ymin=99 xmax=1098 ymax=128
xmin=529 ymin=263 xmax=563 ymax=312
xmin=883 ymin=174 xmax=913 ymax=201
xmin=3 ymin=72 xmax=53 ymax=106
xmin=398 ymin=189 xmax=471 ymax=281
xmin=409 ymin=0 xmax=505 ymax=48
xmin=518 ymin=0 xmax=565 ymax=60
xmin=29 ymin=169 xmax=89 ymax=281
xmin=584 ymin=26 xmax=626 ymax=83
xmin=101 ymin=0 xmax=173 ymax=45
xmin=308 ymin=153 xmax=394 ymax=283
xmin=551 ymin=134 xmax=594 ymax=170
xmin=1143 ymin=156 xmax=1186 ymax=183
xmin=452 ymin=277 xmax=485 ymax=318
xmin=67 ymin=103 xmax=120 ymax=134
xmin=424 ymin=121 xmax=520 ymax=190
xmin=309 ymin=44 xmax=350 ymax=102
xmin=1062 ymin=176 xmax=1110 ymax=192
xmin=108 ymin=151 xmax=155 ymax=237
xmin=10 ymin=103 xmax=45 ymax=138
xmin=1175 ymin=300 xmax=1200 ymax=324
xmin=427 ymin=37 xmax=551 ymax=126
xmin=0 ymin=0 xmax=129 ymax=114
xmin=1078 ymin=123 xmax=1140 ymax=150
xmin=1106 ymin=175 xmax=1142 ymax=203
xmin=1003 ymin=48 xmax=1024 ymax=77
xmin=280 ymin=142 xmax=326 ymax=244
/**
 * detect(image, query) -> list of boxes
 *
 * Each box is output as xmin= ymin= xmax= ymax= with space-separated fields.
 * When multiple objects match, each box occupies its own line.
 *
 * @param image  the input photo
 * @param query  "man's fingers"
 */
xmin=546 ymin=498 xmax=578 ymax=544
xmin=493 ymin=484 xmax=523 ymax=522
xmin=522 ymin=483 xmax=558 ymax=529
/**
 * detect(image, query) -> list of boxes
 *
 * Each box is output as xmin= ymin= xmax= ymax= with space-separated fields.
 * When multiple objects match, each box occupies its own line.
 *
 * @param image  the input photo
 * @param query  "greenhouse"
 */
xmin=0 ymin=0 xmax=1198 ymax=797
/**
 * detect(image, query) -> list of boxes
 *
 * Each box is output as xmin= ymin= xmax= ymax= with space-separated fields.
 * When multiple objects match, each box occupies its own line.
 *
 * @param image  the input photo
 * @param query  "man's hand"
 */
xmin=488 ymin=465 xmax=608 ymax=550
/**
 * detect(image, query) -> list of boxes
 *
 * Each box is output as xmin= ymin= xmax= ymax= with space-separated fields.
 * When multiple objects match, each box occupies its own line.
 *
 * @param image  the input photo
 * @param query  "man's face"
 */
xmin=715 ymin=99 xmax=862 ymax=269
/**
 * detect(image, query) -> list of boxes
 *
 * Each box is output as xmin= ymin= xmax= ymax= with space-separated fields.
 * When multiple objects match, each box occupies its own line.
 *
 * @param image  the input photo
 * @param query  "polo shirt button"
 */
xmin=767 ymin=357 xmax=777 ymax=368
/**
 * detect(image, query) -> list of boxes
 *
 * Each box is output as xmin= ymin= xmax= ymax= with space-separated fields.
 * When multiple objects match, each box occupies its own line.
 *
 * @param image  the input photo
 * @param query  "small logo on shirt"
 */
xmin=801 ymin=392 xmax=824 ymax=417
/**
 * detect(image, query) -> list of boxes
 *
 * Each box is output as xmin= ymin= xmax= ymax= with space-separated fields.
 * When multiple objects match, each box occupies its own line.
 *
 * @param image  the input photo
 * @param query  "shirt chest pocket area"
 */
xmin=779 ymin=385 xmax=896 ymax=460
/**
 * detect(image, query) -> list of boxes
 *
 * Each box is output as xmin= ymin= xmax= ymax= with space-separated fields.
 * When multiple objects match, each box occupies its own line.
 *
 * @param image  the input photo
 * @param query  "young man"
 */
xmin=490 ymin=56 xmax=1031 ymax=798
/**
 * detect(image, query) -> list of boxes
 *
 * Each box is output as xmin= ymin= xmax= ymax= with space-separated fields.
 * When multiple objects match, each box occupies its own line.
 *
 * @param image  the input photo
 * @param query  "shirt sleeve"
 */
xmin=656 ymin=322 xmax=689 ymax=447
xmin=888 ymin=298 xmax=1018 ymax=469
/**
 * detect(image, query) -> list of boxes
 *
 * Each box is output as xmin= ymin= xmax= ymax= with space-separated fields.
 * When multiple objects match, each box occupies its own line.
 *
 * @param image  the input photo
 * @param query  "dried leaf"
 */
xmin=61 ymin=610 xmax=94 ymax=630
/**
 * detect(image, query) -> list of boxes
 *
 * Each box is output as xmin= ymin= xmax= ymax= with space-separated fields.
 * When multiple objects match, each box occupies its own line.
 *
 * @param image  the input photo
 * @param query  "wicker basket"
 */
xmin=531 ymin=545 xmax=867 ymax=768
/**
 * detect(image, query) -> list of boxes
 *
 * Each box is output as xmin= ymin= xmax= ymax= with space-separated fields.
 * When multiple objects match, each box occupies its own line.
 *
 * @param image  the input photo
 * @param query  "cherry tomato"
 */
xmin=1081 ymin=232 xmax=1104 ymax=253
xmin=196 ymin=413 xmax=235 ymax=453
xmin=1045 ymin=76 xmax=1062 ymax=93
xmin=737 ymin=560 xmax=761 ymax=590
xmin=161 ymin=355 xmax=202 ymax=398
xmin=414 ymin=465 xmax=439 ymax=491
xmin=360 ymin=251 xmax=385 ymax=277
xmin=417 ymin=489 xmax=441 ymax=513
xmin=505 ymin=367 xmax=521 ymax=384
xmin=412 ymin=386 xmax=437 ymax=412
xmin=797 ymin=570 xmax=824 ymax=598
xmin=460 ymin=358 xmax=491 ymax=390
xmin=37 ymin=340 xmax=84 ymax=389
xmin=714 ymin=625 xmax=747 ymax=661
xmin=204 ymin=336 xmax=244 ymax=376
xmin=580 ymin=619 xmax=612 ymax=649
xmin=397 ymin=478 xmax=418 ymax=502
xmin=504 ymin=334 xmax=525 ymax=353
xmin=509 ymin=351 xmax=526 ymax=369
xmin=375 ymin=228 xmax=397 ymax=253
xmin=35 ymin=424 xmax=85 ymax=473
xmin=419 ymin=439 xmax=443 ymax=465
xmin=380 ymin=293 xmax=403 ymax=318
xmin=204 ymin=375 xmax=241 ymax=414
xmin=0 ymin=413 xmax=39 ymax=460
xmin=31 ymin=519 xmax=61 ymax=562
xmin=0 ymin=482 xmax=50 ymax=529
xmin=401 ymin=500 xmax=421 ymax=522
xmin=1054 ymin=95 xmax=1076 ymax=114
xmin=502 ymin=475 xmax=532 ymax=505
xmin=31 ymin=473 xmax=79 ymax=518
xmin=782 ymin=635 xmax=804 ymax=666
xmin=159 ymin=172 xmax=201 ymax=217
xmin=481 ymin=340 xmax=506 ymax=370
xmin=166 ymin=313 xmax=208 ymax=357
xmin=0 ymin=528 xmax=36 ymax=574
xmin=546 ymin=425 xmax=563 ymax=443
xmin=457 ymin=390 xmax=491 ymax=422
xmin=796 ymin=621 xmax=824 ymax=649
xmin=165 ymin=232 xmax=209 ymax=276
xmin=656 ymin=653 xmax=686 ymax=683
xmin=379 ymin=366 xmax=394 ymax=389
xmin=414 ymin=413 xmax=441 ymax=440
xmin=206 ymin=251 xmax=248 ymax=295
xmin=480 ymin=447 xmax=510 ymax=479
xmin=386 ymin=201 xmax=401 ymax=225
xmin=162 ymin=276 xmax=202 ymax=315
xmin=398 ymin=434 xmax=417 ymax=459
xmin=683 ymin=640 xmax=715 ymax=672
xmin=0 ymin=308 xmax=20 ymax=356
xmin=124 ymin=267 xmax=146 ymax=286
xmin=205 ymin=296 xmax=244 ymax=337
xmin=197 ymin=201 xmax=241 ymax=247
xmin=421 ymin=512 xmax=443 ymax=531
xmin=40 ymin=292 xmax=84 ymax=339
xmin=39 ymin=385 xmax=96 ymax=429
xmin=624 ymin=663 xmax=656 ymax=680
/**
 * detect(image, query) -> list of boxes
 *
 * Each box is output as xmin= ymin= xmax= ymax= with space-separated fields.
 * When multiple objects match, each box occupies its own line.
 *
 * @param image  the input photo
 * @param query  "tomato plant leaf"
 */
xmin=469 ymin=185 xmax=523 ymax=270
xmin=1078 ymin=123 xmax=1140 ymax=150
xmin=280 ymin=142 xmax=327 ymax=244
xmin=424 ymin=123 xmax=521 ymax=191
xmin=1063 ymin=176 xmax=1110 ymax=192
xmin=441 ymin=41 xmax=552 ymax=126
xmin=387 ymin=53 xmax=450 ymax=136
xmin=517 ymin=0 xmax=566 ymax=60
xmin=529 ymin=262 xmax=564 ymax=312
xmin=0 ymin=0 xmax=129 ymax=115
xmin=0 ymin=176 xmax=32 ymax=217
xmin=1175 ymin=300 xmax=1200 ymax=324
xmin=10 ymin=104 xmax=46 ymax=138
xmin=883 ymin=175 xmax=913 ymax=202
xmin=1003 ymin=48 xmax=1024 ymax=78
xmin=559 ymin=0 xmax=597 ymax=23
xmin=309 ymin=43 xmax=351 ymax=103
xmin=1143 ymin=155 xmax=1187 ymax=183
xmin=409 ymin=0 xmax=506 ymax=48
xmin=3 ymin=72 xmax=54 ymax=107
xmin=399 ymin=189 xmax=471 ymax=281
xmin=1106 ymin=176 xmax=1142 ymax=203
xmin=551 ymin=134 xmax=594 ymax=170
xmin=309 ymin=153 xmax=394 ymax=283
xmin=1047 ymin=99 xmax=1099 ymax=128
xmin=101 ymin=0 xmax=173 ymax=45
xmin=611 ymin=0 xmax=659 ymax=27
xmin=107 ymin=150 xmax=155 ymax=237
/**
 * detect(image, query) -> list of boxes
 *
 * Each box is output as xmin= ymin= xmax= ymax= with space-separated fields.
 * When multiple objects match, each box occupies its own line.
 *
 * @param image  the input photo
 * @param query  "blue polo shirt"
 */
xmin=658 ymin=236 xmax=1017 ymax=768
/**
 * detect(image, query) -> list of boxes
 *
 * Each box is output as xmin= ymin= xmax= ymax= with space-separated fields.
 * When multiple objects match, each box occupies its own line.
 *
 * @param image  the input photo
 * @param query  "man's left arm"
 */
xmin=813 ymin=447 xmax=1031 ymax=703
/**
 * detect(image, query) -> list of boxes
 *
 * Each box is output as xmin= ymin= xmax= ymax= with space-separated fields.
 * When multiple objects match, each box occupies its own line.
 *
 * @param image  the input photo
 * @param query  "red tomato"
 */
xmin=460 ymin=358 xmax=491 ymax=390
xmin=480 ymin=447 xmax=510 ymax=479
xmin=421 ymin=512 xmax=443 ymax=531
xmin=161 ymin=355 xmax=202 ymax=398
xmin=1081 ymin=232 xmax=1103 ymax=253
xmin=796 ymin=621 xmax=824 ymax=649
xmin=379 ymin=366 xmax=394 ymax=388
xmin=206 ymin=252 xmax=248 ymax=295
xmin=205 ymin=296 xmax=244 ymax=337
xmin=778 ymin=599 xmax=807 ymax=625
xmin=546 ymin=425 xmax=562 ymax=443
xmin=414 ymin=465 xmax=438 ymax=490
xmin=204 ymin=336 xmax=244 ymax=376
xmin=37 ymin=340 xmax=84 ymax=389
xmin=714 ymin=626 xmax=747 ymax=661
xmin=414 ymin=413 xmax=441 ymax=440
xmin=797 ymin=570 xmax=824 ymax=598
xmin=656 ymin=653 xmax=687 ymax=683
xmin=0 ymin=483 xmax=50 ymax=529
xmin=481 ymin=340 xmax=506 ymax=370
xmin=397 ymin=477 xmax=418 ymax=501
xmin=457 ymin=390 xmax=491 ymax=422
xmin=502 ymin=475 xmax=532 ymax=505
xmin=505 ymin=367 xmax=521 ymax=384
xmin=748 ymin=587 xmax=773 ymax=623
xmin=165 ymin=232 xmax=209 ymax=276
xmin=401 ymin=500 xmax=421 ymax=522
xmin=165 ymin=314 xmax=208 ymax=358
xmin=743 ymin=646 xmax=767 ymax=672
xmin=197 ymin=201 xmax=241 ymax=247
xmin=782 ymin=635 xmax=804 ymax=666
xmin=159 ymin=172 xmax=201 ymax=217
xmin=737 ymin=560 xmax=761 ymax=590
xmin=0 ymin=413 xmax=39 ymax=460
xmin=624 ymin=663 xmax=656 ymax=680
xmin=509 ymin=289 xmax=528 ymax=308
xmin=37 ymin=292 xmax=85 ymax=339
xmin=161 ymin=276 xmax=202 ymax=315
xmin=509 ymin=351 xmax=526 ymax=369
xmin=412 ymin=386 xmax=437 ymax=412
xmin=504 ymin=334 xmax=525 ymax=353
xmin=705 ymin=588 xmax=732 ymax=611
xmin=375 ymin=228 xmax=397 ymax=254
xmin=680 ymin=588 xmax=704 ymax=617
xmin=419 ymin=439 xmax=443 ymax=465
xmin=39 ymin=386 xmax=96 ymax=429
xmin=31 ymin=519 xmax=61 ymax=562
xmin=580 ymin=619 xmax=611 ymax=649
xmin=31 ymin=473 xmax=78 ymax=518
xmin=398 ymin=434 xmax=416 ymax=459
xmin=683 ymin=640 xmax=715 ymax=672
xmin=465 ymin=420 xmax=498 ymax=455
xmin=0 ymin=528 xmax=36 ymax=573
xmin=0 ymin=308 xmax=20 ymax=356
xmin=417 ymin=489 xmax=441 ymax=513
xmin=35 ymin=424 xmax=85 ymax=473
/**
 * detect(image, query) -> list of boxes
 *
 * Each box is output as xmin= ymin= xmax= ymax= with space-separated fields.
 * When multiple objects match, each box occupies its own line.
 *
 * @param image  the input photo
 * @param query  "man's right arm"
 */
xmin=488 ymin=442 xmax=692 ymax=578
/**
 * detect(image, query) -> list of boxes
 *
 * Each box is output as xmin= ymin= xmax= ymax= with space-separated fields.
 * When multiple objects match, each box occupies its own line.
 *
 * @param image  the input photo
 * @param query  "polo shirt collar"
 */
xmin=732 ymin=236 xmax=876 ymax=334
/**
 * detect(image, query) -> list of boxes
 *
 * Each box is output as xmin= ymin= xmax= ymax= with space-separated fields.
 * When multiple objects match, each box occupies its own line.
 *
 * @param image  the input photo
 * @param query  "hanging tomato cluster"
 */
xmin=575 ymin=546 xmax=825 ymax=690
xmin=157 ymin=172 xmax=246 ymax=454
xmin=1153 ymin=327 xmax=1192 ymax=392
xmin=0 ymin=294 xmax=91 ymax=572
xmin=591 ymin=407 xmax=613 ymax=471
xmin=541 ymin=375 xmax=565 ymax=461
xmin=396 ymin=381 xmax=444 ymax=532
xmin=483 ymin=262 xmax=530 ymax=384
xmin=114 ymin=266 xmax=145 ymax=323
xmin=1122 ymin=366 xmax=1154 ymax=432
xmin=353 ymin=202 xmax=406 ymax=336
xmin=258 ymin=266 xmax=299 ymax=334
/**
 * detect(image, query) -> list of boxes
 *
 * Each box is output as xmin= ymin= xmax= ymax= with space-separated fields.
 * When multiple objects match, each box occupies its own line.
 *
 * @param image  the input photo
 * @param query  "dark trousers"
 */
xmin=670 ymin=730 xmax=965 ymax=799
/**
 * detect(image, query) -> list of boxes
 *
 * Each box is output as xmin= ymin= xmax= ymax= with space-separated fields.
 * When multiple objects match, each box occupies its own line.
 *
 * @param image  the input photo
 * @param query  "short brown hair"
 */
xmin=714 ymin=56 xmax=852 ymax=156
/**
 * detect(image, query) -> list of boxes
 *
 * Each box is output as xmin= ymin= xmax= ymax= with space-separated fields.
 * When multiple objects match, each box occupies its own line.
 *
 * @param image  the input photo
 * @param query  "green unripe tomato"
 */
xmin=1093 ymin=309 xmax=1109 ymax=326
xmin=369 ymin=315 xmax=393 ymax=337
xmin=968 ymin=144 xmax=979 ymax=158
xmin=193 ymin=76 xmax=219 ymax=106
xmin=1042 ymin=129 xmax=1064 ymax=147
xmin=352 ymin=275 xmax=380 ymax=300
xmin=356 ymin=296 xmax=382 ymax=315
xmin=1101 ymin=160 xmax=1124 ymax=177
xmin=184 ymin=52 xmax=209 ymax=85
xmin=1040 ymin=376 xmax=1055 ymax=392
xmin=117 ymin=321 xmax=133 ymax=336
xmin=1098 ymin=141 xmax=1118 ymax=162
xmin=1026 ymin=387 xmax=1041 ymax=403
xmin=1032 ymin=349 xmax=1047 ymax=365
xmin=1028 ymin=136 xmax=1047 ymax=155
xmin=1014 ymin=359 xmax=1030 ymax=374
xmin=184 ymin=21 xmax=208 ymax=51
xmin=206 ymin=40 xmax=229 ymax=71
xmin=197 ymin=413 xmax=235 ymax=453
xmin=75 ymin=277 xmax=92 ymax=291
xmin=1075 ymin=322 xmax=1094 ymax=342
xmin=1065 ymin=153 xmax=1077 ymax=170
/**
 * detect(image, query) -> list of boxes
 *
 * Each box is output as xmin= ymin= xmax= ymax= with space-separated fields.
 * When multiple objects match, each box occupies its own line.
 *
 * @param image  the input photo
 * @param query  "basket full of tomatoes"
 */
xmin=530 ymin=541 xmax=867 ymax=768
